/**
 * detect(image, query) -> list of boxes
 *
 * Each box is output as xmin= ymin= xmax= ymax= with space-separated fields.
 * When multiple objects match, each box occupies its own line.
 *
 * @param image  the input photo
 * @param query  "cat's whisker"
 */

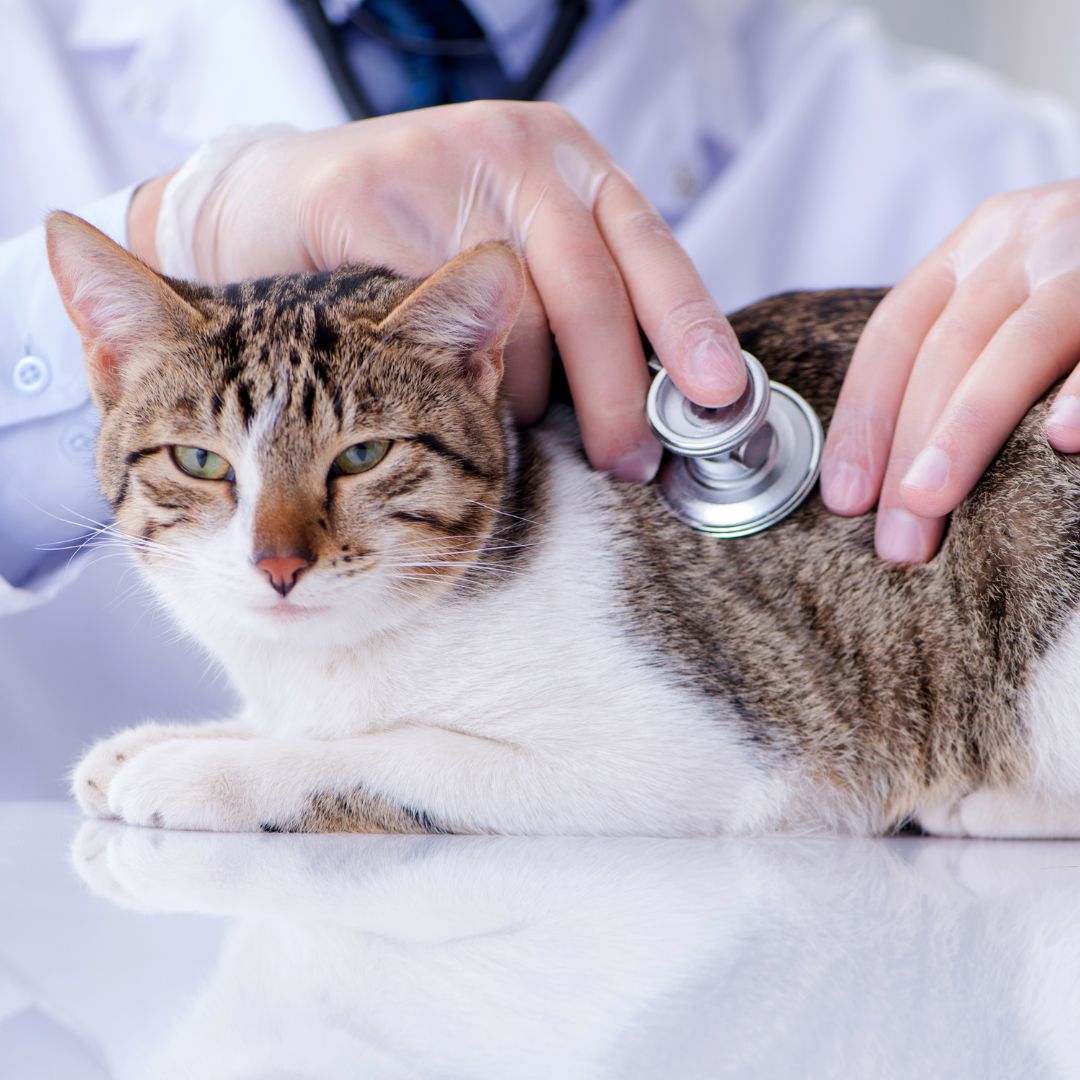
xmin=388 ymin=562 xmax=521 ymax=574
xmin=386 ymin=562 xmax=523 ymax=579
xmin=38 ymin=528 xmax=136 ymax=550
xmin=378 ymin=550 xmax=497 ymax=567
xmin=122 ymin=533 xmax=198 ymax=559
xmin=34 ymin=519 xmax=120 ymax=551
xmin=381 ymin=536 xmax=490 ymax=550
xmin=67 ymin=550 xmax=159 ymax=590
xmin=14 ymin=494 xmax=109 ymax=535
xmin=386 ymin=574 xmax=491 ymax=597
xmin=384 ymin=552 xmax=522 ymax=566
xmin=465 ymin=498 xmax=544 ymax=529
xmin=103 ymin=568 xmax=158 ymax=614
xmin=384 ymin=561 xmax=497 ymax=577
xmin=33 ymin=507 xmax=205 ymax=571
xmin=113 ymin=528 xmax=221 ymax=565
xmin=52 ymin=502 xmax=117 ymax=528
xmin=38 ymin=503 xmax=152 ymax=550
xmin=36 ymin=539 xmax=125 ymax=575
xmin=34 ymin=510 xmax=116 ymax=538
xmin=382 ymin=536 xmax=537 ymax=559
xmin=61 ymin=548 xmax=129 ymax=572
xmin=120 ymin=546 xmax=248 ymax=592
xmin=118 ymin=544 xmax=208 ymax=572
xmin=37 ymin=529 xmax=142 ymax=573
xmin=123 ymin=536 xmax=194 ymax=558
xmin=380 ymin=549 xmax=525 ymax=566
xmin=35 ymin=537 xmax=122 ymax=552
xmin=381 ymin=532 xmax=507 ymax=549
xmin=149 ymin=559 xmax=247 ymax=589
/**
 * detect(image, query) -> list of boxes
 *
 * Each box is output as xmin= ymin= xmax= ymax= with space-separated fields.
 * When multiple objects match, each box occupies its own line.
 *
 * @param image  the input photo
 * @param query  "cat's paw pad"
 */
xmin=107 ymin=739 xmax=271 ymax=831
xmin=71 ymin=724 xmax=187 ymax=818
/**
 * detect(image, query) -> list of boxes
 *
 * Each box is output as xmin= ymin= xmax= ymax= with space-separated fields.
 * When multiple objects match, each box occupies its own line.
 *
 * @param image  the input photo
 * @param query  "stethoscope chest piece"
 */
xmin=646 ymin=351 xmax=823 ymax=537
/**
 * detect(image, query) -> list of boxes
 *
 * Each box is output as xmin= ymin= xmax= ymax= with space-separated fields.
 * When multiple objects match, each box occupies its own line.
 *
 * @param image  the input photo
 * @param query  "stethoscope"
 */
xmin=646 ymin=354 xmax=823 ymax=537
xmin=296 ymin=0 xmax=823 ymax=535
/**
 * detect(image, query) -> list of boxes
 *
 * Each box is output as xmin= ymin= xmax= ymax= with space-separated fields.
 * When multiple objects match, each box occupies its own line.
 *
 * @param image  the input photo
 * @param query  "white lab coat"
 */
xmin=2 ymin=0 xmax=1078 ymax=797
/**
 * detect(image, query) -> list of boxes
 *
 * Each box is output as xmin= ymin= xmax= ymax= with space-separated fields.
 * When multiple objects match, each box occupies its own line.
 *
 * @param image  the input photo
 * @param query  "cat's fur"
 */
xmin=46 ymin=211 xmax=1080 ymax=837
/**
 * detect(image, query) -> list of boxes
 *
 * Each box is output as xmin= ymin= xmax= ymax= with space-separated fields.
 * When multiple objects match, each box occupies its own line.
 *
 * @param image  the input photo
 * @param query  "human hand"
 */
xmin=129 ymin=103 xmax=746 ymax=481
xmin=820 ymin=180 xmax=1080 ymax=562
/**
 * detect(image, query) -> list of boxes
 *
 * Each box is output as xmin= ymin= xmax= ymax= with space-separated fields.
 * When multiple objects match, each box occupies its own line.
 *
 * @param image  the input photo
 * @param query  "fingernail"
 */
xmin=1046 ymin=394 xmax=1080 ymax=439
xmin=821 ymin=460 xmax=872 ymax=513
xmin=902 ymin=446 xmax=951 ymax=494
xmin=876 ymin=508 xmax=927 ymax=564
xmin=685 ymin=336 xmax=746 ymax=406
xmin=610 ymin=438 xmax=663 ymax=483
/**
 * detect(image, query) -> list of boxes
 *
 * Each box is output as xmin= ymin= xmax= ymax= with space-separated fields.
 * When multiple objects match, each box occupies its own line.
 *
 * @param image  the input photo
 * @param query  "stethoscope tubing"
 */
xmin=291 ymin=0 xmax=589 ymax=119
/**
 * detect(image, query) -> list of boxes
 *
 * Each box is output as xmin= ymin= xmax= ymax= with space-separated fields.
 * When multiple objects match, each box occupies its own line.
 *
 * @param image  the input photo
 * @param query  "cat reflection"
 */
xmin=73 ymin=827 xmax=1080 ymax=1079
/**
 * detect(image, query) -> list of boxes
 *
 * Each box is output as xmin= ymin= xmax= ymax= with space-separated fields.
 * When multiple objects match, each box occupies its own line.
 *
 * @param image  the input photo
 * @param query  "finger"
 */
xmin=501 ymin=270 xmax=553 ymax=426
xmin=874 ymin=267 xmax=1029 ymax=562
xmin=524 ymin=195 xmax=661 ymax=481
xmin=874 ymin=504 xmax=947 ymax=567
xmin=593 ymin=173 xmax=746 ymax=407
xmin=821 ymin=254 xmax=955 ymax=516
xmin=1045 ymin=372 xmax=1080 ymax=455
xmin=900 ymin=276 xmax=1080 ymax=518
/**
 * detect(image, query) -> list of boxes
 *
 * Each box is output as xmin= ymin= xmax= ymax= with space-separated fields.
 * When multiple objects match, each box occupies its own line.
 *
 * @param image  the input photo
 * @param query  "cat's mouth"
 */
xmin=259 ymin=602 xmax=329 ymax=621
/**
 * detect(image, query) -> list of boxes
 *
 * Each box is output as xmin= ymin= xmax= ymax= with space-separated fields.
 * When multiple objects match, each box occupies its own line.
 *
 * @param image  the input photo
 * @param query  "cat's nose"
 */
xmin=255 ymin=554 xmax=312 ymax=597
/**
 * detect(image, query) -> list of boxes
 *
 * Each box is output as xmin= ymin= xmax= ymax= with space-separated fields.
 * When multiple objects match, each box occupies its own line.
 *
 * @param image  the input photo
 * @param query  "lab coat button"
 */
xmin=12 ymin=355 xmax=50 ymax=395
xmin=62 ymin=426 xmax=96 ymax=460
xmin=127 ymin=79 xmax=164 ymax=117
xmin=674 ymin=166 xmax=699 ymax=198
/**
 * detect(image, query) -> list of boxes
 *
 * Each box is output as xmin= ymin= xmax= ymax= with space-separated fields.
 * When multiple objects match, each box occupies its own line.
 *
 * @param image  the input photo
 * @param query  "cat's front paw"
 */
xmin=72 ymin=723 xmax=192 ymax=819
xmin=106 ymin=739 xmax=285 ymax=832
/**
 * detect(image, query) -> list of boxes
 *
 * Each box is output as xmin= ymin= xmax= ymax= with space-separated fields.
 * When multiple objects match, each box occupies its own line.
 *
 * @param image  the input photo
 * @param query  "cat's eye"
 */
xmin=171 ymin=445 xmax=234 ymax=481
xmin=332 ymin=440 xmax=391 ymax=476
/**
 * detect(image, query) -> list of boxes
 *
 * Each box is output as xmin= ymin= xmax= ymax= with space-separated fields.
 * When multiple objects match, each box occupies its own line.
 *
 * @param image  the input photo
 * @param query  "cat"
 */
xmin=45 ymin=210 xmax=1080 ymax=838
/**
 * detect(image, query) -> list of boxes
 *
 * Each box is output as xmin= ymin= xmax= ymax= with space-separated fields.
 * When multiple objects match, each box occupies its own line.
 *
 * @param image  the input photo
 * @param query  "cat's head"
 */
xmin=46 ymin=212 xmax=525 ymax=645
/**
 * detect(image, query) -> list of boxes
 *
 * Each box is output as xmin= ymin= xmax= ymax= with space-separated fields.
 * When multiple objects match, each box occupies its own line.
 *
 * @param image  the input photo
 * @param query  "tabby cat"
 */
xmin=46 ymin=211 xmax=1080 ymax=838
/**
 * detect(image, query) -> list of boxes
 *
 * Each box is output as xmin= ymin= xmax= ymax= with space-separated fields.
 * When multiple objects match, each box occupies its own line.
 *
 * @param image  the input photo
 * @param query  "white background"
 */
xmin=848 ymin=0 xmax=1080 ymax=111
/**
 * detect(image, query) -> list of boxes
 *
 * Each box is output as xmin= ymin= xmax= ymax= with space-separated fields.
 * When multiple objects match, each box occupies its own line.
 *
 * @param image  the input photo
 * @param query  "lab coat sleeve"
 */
xmin=0 ymin=185 xmax=136 ymax=617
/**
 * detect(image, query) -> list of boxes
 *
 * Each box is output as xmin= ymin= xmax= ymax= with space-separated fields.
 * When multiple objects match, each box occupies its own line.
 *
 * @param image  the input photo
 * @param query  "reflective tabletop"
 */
xmin=3 ymin=802 xmax=1080 ymax=1079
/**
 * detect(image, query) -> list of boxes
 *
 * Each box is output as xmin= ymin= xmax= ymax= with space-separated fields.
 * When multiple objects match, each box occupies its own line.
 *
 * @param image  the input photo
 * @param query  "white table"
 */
xmin=2 ymin=802 xmax=1079 ymax=1079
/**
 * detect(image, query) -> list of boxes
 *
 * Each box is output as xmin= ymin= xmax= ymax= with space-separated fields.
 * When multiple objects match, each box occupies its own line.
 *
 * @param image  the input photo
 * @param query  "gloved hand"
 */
xmin=821 ymin=180 xmax=1080 ymax=563
xmin=129 ymin=103 xmax=746 ymax=482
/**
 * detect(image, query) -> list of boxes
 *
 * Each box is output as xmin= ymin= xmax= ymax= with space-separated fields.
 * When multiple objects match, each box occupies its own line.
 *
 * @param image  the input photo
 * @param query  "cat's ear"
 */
xmin=376 ymin=243 xmax=525 ymax=403
xmin=45 ymin=211 xmax=206 ymax=410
